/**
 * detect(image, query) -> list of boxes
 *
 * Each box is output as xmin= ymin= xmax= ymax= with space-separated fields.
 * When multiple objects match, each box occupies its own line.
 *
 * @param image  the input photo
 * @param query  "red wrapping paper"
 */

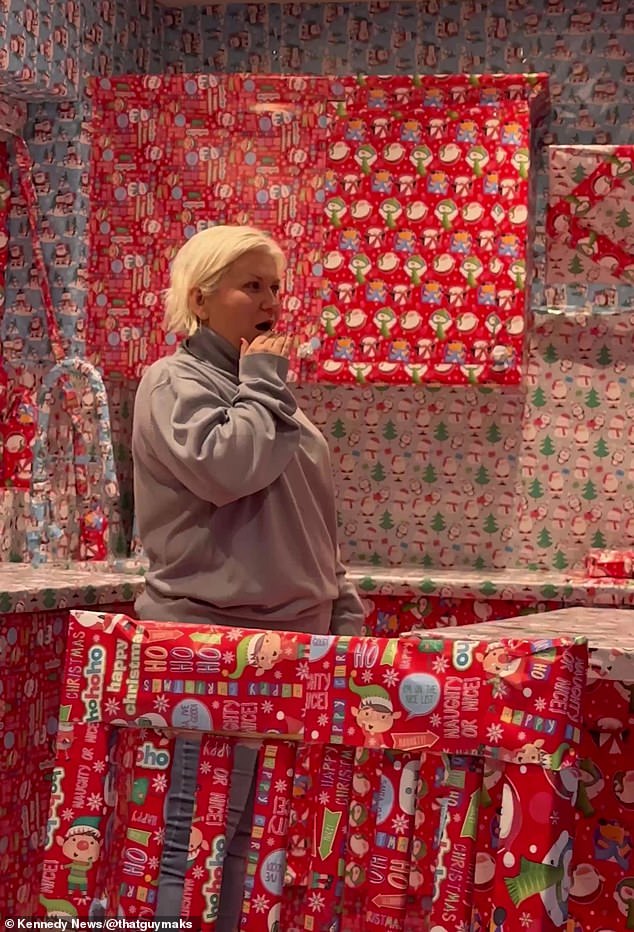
xmin=182 ymin=736 xmax=234 ymax=925
xmin=39 ymin=721 xmax=113 ymax=914
xmin=56 ymin=610 xmax=584 ymax=768
xmin=86 ymin=73 xmax=547 ymax=386
xmin=402 ymin=751 xmax=440 ymax=932
xmin=241 ymin=740 xmax=296 ymax=931
xmin=312 ymin=73 xmax=548 ymax=386
xmin=341 ymin=746 xmax=384 ymax=928
xmin=360 ymin=750 xmax=418 ymax=930
xmin=568 ymin=674 xmax=634 ymax=931
xmin=430 ymin=609 xmax=634 ymax=932
xmin=547 ymin=145 xmax=634 ymax=287
xmin=288 ymin=744 xmax=354 ymax=931
xmin=39 ymin=609 xmax=587 ymax=930
xmin=86 ymin=74 xmax=329 ymax=381
xmin=584 ymin=548 xmax=634 ymax=579
xmin=363 ymin=594 xmax=562 ymax=637
xmin=284 ymin=743 xmax=322 ymax=890
xmin=114 ymin=728 xmax=174 ymax=916
xmin=427 ymin=754 xmax=483 ymax=930
xmin=470 ymin=759 xmax=506 ymax=930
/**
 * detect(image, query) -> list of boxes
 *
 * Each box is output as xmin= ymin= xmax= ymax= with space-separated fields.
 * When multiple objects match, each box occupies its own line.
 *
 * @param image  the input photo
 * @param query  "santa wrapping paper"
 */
xmin=38 ymin=609 xmax=587 ymax=930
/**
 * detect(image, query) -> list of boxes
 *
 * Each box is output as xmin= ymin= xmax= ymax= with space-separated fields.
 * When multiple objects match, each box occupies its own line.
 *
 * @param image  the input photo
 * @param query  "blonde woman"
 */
xmin=132 ymin=225 xmax=364 ymax=928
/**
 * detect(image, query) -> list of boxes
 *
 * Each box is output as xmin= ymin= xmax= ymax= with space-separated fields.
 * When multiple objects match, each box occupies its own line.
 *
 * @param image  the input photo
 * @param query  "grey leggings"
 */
xmin=156 ymin=738 xmax=258 ymax=929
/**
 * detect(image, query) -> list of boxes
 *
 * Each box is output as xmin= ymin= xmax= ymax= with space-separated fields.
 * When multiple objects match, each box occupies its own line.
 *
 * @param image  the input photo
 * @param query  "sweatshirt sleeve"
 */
xmin=330 ymin=547 xmax=366 ymax=636
xmin=142 ymin=352 xmax=301 ymax=507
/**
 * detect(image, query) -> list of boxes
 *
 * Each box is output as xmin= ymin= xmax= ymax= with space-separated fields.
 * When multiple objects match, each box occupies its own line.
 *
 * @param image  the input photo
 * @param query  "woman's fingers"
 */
xmin=243 ymin=332 xmax=295 ymax=359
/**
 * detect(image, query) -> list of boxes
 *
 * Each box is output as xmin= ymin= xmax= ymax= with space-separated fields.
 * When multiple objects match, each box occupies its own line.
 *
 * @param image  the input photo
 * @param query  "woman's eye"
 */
xmin=245 ymin=281 xmax=261 ymax=290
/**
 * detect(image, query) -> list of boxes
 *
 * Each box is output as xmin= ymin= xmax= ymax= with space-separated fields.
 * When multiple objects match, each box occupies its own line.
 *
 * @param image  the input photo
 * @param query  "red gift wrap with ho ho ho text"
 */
xmin=38 ymin=609 xmax=587 ymax=931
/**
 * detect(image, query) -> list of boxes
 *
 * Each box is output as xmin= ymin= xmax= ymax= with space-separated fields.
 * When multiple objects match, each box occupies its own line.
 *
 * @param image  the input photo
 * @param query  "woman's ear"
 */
xmin=188 ymin=287 xmax=206 ymax=320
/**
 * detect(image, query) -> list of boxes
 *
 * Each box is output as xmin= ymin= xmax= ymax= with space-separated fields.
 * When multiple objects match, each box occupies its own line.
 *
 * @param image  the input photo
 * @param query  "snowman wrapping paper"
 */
xmin=38 ymin=609 xmax=587 ymax=930
xmin=317 ymin=73 xmax=547 ymax=386
xmin=85 ymin=72 xmax=547 ymax=387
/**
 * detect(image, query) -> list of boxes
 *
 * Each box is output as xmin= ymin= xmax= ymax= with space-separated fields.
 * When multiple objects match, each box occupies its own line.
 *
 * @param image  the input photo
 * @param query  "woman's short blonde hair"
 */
xmin=163 ymin=225 xmax=286 ymax=335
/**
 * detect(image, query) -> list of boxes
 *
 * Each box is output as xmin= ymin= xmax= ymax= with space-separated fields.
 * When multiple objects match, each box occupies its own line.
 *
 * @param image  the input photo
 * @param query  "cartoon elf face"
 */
xmin=253 ymin=632 xmax=282 ymax=671
xmin=352 ymin=698 xmax=402 ymax=735
xmin=349 ymin=802 xmax=368 ymax=827
xmin=477 ymin=645 xmax=518 ymax=677
xmin=59 ymin=829 xmax=101 ymax=864
xmin=345 ymin=863 xmax=366 ymax=887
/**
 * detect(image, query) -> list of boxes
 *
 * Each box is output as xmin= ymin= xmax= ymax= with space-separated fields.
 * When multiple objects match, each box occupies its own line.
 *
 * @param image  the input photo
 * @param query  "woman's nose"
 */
xmin=261 ymin=288 xmax=280 ymax=308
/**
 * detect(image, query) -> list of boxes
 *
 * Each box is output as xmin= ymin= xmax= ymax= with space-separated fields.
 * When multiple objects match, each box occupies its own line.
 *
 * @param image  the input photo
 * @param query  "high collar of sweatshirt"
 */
xmin=182 ymin=326 xmax=239 ymax=376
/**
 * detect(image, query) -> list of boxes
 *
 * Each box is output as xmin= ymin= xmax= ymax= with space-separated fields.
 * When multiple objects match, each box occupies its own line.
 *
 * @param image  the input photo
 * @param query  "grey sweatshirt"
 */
xmin=132 ymin=327 xmax=364 ymax=636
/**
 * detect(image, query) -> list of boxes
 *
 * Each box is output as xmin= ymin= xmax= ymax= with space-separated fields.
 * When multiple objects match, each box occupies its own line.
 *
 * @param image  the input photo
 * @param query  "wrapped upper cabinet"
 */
xmin=85 ymin=73 xmax=547 ymax=386
xmin=86 ymin=75 xmax=330 ymax=381
xmin=312 ymin=74 xmax=549 ymax=386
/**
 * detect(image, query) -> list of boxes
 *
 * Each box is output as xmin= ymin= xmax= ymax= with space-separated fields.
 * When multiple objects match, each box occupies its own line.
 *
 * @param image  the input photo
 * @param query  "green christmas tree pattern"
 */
xmin=475 ymin=465 xmax=490 ymax=485
xmin=380 ymin=510 xmax=394 ymax=530
xmin=383 ymin=420 xmax=397 ymax=441
xmin=583 ymin=480 xmax=597 ymax=501
xmin=431 ymin=513 xmax=446 ymax=532
xmin=434 ymin=422 xmax=449 ymax=442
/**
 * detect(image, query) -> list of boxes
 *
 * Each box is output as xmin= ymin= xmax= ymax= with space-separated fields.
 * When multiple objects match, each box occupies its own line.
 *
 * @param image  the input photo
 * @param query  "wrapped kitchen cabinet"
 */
xmin=313 ymin=74 xmax=549 ymax=385
xmin=85 ymin=73 xmax=547 ymax=387
xmin=86 ymin=74 xmax=331 ymax=381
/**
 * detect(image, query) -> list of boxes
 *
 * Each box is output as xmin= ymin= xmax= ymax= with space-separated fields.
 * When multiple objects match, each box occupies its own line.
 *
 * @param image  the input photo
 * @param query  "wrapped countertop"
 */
xmin=1 ymin=561 xmax=634 ymax=614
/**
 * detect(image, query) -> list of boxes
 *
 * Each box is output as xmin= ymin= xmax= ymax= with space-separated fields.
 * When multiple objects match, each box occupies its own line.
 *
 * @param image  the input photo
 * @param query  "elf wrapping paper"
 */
xmin=58 ymin=609 xmax=585 ymax=764
xmin=39 ymin=608 xmax=587 ymax=929
xmin=1 ymin=608 xmax=68 ymax=914
xmin=242 ymin=740 xmax=296 ymax=931
xmin=280 ymin=745 xmax=355 ymax=932
xmin=547 ymin=145 xmax=634 ymax=286
xmin=183 ymin=735 xmax=235 ymax=925
xmin=40 ymin=721 xmax=115 ymax=911
xmin=425 ymin=608 xmax=634 ymax=932
xmin=341 ymin=746 xmax=384 ymax=929
xmin=315 ymin=73 xmax=547 ymax=386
